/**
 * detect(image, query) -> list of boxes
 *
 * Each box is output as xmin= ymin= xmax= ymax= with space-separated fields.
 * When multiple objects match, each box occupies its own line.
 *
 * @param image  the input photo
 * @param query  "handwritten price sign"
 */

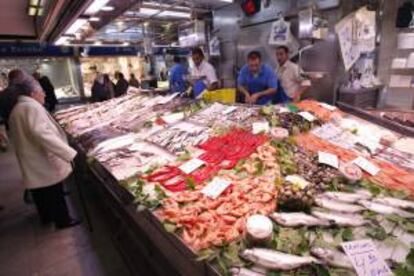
xmin=341 ymin=239 xmax=392 ymax=276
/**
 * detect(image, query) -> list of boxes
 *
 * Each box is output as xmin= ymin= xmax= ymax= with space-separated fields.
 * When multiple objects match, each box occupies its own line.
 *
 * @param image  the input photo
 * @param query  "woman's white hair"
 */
xmin=13 ymin=70 xmax=43 ymax=94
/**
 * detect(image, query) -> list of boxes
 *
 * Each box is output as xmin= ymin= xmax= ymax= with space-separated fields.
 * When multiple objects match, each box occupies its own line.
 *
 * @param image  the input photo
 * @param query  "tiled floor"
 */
xmin=0 ymin=146 xmax=130 ymax=276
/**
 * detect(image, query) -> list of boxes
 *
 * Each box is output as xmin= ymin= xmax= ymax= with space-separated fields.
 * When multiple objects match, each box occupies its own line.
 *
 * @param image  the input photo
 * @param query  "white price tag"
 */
xmin=159 ymin=93 xmax=179 ymax=104
xmin=319 ymin=102 xmax=337 ymax=111
xmin=223 ymin=106 xmax=237 ymax=115
xmin=353 ymin=157 xmax=380 ymax=176
xmin=252 ymin=121 xmax=270 ymax=134
xmin=318 ymin=151 xmax=339 ymax=169
xmin=179 ymin=158 xmax=205 ymax=174
xmin=298 ymin=111 xmax=316 ymax=122
xmin=341 ymin=239 xmax=392 ymax=276
xmin=161 ymin=112 xmax=184 ymax=124
xmin=201 ymin=178 xmax=232 ymax=199
xmin=356 ymin=137 xmax=380 ymax=153
xmin=278 ymin=107 xmax=291 ymax=113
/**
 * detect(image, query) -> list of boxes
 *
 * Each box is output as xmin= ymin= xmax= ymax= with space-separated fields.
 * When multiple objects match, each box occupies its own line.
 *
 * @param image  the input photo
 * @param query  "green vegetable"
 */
xmin=341 ymin=228 xmax=353 ymax=241
xmin=177 ymin=150 xmax=191 ymax=161
xmin=366 ymin=225 xmax=387 ymax=240
xmin=254 ymin=160 xmax=264 ymax=176
xmin=185 ymin=177 xmax=196 ymax=190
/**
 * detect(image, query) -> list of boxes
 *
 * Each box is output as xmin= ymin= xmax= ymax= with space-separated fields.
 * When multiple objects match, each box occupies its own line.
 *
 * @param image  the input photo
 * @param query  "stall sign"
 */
xmin=0 ymin=43 xmax=74 ymax=57
xmin=80 ymin=46 xmax=141 ymax=57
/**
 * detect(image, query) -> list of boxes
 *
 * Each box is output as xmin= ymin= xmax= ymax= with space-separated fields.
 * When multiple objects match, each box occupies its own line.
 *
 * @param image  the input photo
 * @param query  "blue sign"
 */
xmin=0 ymin=43 xmax=74 ymax=57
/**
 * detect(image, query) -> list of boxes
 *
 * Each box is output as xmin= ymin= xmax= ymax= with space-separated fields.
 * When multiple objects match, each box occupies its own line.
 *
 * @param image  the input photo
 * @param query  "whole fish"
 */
xmin=311 ymin=209 xmax=367 ymax=227
xmin=240 ymin=248 xmax=321 ymax=270
xmin=230 ymin=267 xmax=265 ymax=276
xmin=358 ymin=200 xmax=414 ymax=218
xmin=372 ymin=196 xmax=414 ymax=210
xmin=310 ymin=247 xmax=354 ymax=270
xmin=322 ymin=191 xmax=372 ymax=203
xmin=270 ymin=212 xmax=331 ymax=227
xmin=315 ymin=196 xmax=365 ymax=213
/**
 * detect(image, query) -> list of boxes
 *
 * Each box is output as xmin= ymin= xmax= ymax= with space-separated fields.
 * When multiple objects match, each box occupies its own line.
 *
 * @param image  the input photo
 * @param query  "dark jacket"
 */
xmin=114 ymin=78 xmax=129 ymax=97
xmin=38 ymin=76 xmax=58 ymax=112
xmin=91 ymin=80 xmax=109 ymax=102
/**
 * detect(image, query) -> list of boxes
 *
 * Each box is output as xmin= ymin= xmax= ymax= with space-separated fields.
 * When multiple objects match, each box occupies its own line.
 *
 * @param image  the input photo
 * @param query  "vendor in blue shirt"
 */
xmin=169 ymin=56 xmax=188 ymax=93
xmin=237 ymin=51 xmax=279 ymax=105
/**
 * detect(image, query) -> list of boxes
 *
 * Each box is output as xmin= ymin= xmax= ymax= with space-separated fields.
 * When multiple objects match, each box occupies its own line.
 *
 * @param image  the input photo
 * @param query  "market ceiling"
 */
xmin=55 ymin=0 xmax=233 ymax=46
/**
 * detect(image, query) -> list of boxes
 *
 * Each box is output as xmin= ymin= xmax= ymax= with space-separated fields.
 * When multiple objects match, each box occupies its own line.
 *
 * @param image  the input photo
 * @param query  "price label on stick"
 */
xmin=341 ymin=239 xmax=392 ymax=276
xmin=179 ymin=158 xmax=205 ymax=174
xmin=353 ymin=156 xmax=380 ymax=176
xmin=161 ymin=112 xmax=184 ymax=124
xmin=201 ymin=178 xmax=231 ymax=199
xmin=298 ymin=111 xmax=316 ymax=122
xmin=252 ymin=121 xmax=270 ymax=134
xmin=319 ymin=102 xmax=337 ymax=111
xmin=223 ymin=106 xmax=237 ymax=115
xmin=318 ymin=151 xmax=339 ymax=169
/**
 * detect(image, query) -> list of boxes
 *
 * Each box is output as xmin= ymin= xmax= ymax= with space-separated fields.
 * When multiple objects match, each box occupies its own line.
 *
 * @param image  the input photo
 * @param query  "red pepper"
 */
xmin=199 ymin=151 xmax=225 ymax=164
xmin=147 ymin=166 xmax=181 ymax=182
xmin=190 ymin=165 xmax=220 ymax=184
xmin=219 ymin=159 xmax=239 ymax=170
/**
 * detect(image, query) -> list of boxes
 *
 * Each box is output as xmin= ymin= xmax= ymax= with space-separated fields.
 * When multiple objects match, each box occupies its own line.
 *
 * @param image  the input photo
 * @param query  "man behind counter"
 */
xmin=237 ymin=51 xmax=279 ymax=105
xmin=190 ymin=47 xmax=218 ymax=96
xmin=276 ymin=45 xmax=309 ymax=102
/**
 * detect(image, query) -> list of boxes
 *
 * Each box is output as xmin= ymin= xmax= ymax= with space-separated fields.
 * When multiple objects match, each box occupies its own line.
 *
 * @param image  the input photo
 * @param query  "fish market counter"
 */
xmin=71 ymin=139 xmax=220 ymax=276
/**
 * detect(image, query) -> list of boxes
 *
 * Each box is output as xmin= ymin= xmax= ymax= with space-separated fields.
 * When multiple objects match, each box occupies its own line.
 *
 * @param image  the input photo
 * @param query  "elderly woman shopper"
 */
xmin=0 ymin=72 xmax=80 ymax=229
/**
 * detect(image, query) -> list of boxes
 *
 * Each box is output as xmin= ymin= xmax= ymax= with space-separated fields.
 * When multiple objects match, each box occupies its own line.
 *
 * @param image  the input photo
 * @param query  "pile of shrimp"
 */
xmin=241 ymin=143 xmax=281 ymax=178
xmin=154 ymin=143 xmax=279 ymax=252
xmin=296 ymin=100 xmax=344 ymax=122
xmin=295 ymin=133 xmax=414 ymax=195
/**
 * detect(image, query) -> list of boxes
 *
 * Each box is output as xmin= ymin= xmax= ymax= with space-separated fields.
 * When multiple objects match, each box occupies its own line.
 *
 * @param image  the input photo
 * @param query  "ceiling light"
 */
xmin=101 ymin=6 xmax=114 ymax=11
xmin=65 ymin=18 xmax=88 ymax=34
xmin=122 ymin=42 xmax=130 ymax=46
xmin=139 ymin=8 xmax=190 ymax=18
xmin=218 ymin=0 xmax=233 ymax=2
xmin=89 ymin=17 xmax=100 ymax=22
xmin=94 ymin=41 xmax=103 ymax=45
xmin=84 ymin=0 xmax=110 ymax=15
xmin=28 ymin=7 xmax=37 ymax=16
xmin=55 ymin=36 xmax=69 ymax=45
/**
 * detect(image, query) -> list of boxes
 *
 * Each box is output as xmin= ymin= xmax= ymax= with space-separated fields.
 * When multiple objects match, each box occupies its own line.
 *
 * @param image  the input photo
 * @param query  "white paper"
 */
xmin=161 ymin=112 xmax=185 ymax=124
xmin=159 ymin=93 xmax=179 ymax=104
xmin=252 ymin=121 xmax=270 ymax=134
xmin=179 ymin=158 xmax=205 ymax=174
xmin=298 ymin=111 xmax=316 ymax=122
xmin=392 ymin=58 xmax=407 ymax=69
xmin=353 ymin=156 xmax=380 ymax=176
xmin=222 ymin=106 xmax=237 ymax=115
xmin=278 ymin=107 xmax=290 ymax=113
xmin=318 ymin=102 xmax=337 ymax=111
xmin=341 ymin=239 xmax=392 ymax=276
xmin=356 ymin=137 xmax=380 ymax=153
xmin=389 ymin=75 xmax=412 ymax=88
xmin=398 ymin=33 xmax=414 ymax=49
xmin=318 ymin=151 xmax=339 ymax=169
xmin=201 ymin=178 xmax=231 ymax=199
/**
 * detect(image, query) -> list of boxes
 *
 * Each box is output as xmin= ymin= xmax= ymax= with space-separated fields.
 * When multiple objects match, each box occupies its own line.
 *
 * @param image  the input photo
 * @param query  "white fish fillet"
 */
xmin=240 ymin=248 xmax=320 ymax=270
xmin=315 ymin=196 xmax=365 ymax=213
xmin=270 ymin=212 xmax=331 ymax=227
xmin=358 ymin=200 xmax=414 ymax=218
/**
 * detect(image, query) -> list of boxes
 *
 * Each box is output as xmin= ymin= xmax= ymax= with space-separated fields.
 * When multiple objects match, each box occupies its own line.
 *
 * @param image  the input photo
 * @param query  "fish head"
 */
xmin=310 ymin=247 xmax=328 ymax=259
xmin=239 ymin=249 xmax=256 ymax=262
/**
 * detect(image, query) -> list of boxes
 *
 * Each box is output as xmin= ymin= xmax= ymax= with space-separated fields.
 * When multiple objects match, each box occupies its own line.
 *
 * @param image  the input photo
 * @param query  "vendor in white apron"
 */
xmin=189 ymin=47 xmax=218 ymax=98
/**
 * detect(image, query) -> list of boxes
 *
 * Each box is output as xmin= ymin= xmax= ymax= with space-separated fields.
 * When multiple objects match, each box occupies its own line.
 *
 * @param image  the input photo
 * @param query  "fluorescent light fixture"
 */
xmin=55 ymin=36 xmax=70 ymax=45
xmin=84 ymin=0 xmax=110 ymax=15
xmin=122 ymin=42 xmax=130 ymax=46
xmin=28 ymin=7 xmax=37 ymax=16
xmin=219 ymin=0 xmax=233 ymax=2
xmin=142 ymin=2 xmax=190 ymax=11
xmin=89 ymin=17 xmax=100 ymax=22
xmin=94 ymin=41 xmax=103 ymax=45
xmin=139 ymin=8 xmax=190 ymax=18
xmin=101 ymin=6 xmax=114 ymax=11
xmin=65 ymin=18 xmax=88 ymax=34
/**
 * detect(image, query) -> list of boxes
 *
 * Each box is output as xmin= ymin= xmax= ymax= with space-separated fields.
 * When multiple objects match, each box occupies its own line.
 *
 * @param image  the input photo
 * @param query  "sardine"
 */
xmin=311 ymin=209 xmax=367 ymax=227
xmin=310 ymin=247 xmax=354 ymax=270
xmin=230 ymin=267 xmax=265 ymax=276
xmin=372 ymin=196 xmax=414 ymax=210
xmin=322 ymin=191 xmax=372 ymax=203
xmin=315 ymin=196 xmax=365 ymax=213
xmin=270 ymin=212 xmax=331 ymax=227
xmin=240 ymin=248 xmax=321 ymax=270
xmin=358 ymin=200 xmax=414 ymax=218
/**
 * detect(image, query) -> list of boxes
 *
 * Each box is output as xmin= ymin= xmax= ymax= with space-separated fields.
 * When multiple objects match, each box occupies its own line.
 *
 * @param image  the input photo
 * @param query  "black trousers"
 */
xmin=30 ymin=182 xmax=71 ymax=226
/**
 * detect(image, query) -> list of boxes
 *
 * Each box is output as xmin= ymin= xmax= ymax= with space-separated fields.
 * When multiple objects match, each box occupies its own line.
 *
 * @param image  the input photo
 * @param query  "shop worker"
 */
xmin=190 ymin=47 xmax=218 ymax=97
xmin=237 ymin=51 xmax=279 ymax=105
xmin=169 ymin=56 xmax=188 ymax=93
xmin=114 ymin=71 xmax=129 ymax=97
xmin=276 ymin=46 xmax=308 ymax=102
xmin=0 ymin=72 xmax=80 ymax=229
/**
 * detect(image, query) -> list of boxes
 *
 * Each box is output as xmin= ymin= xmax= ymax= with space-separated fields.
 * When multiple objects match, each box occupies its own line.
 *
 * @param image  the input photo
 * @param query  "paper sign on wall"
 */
xmin=201 ymin=178 xmax=231 ymax=199
xmin=341 ymin=239 xmax=392 ymax=276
